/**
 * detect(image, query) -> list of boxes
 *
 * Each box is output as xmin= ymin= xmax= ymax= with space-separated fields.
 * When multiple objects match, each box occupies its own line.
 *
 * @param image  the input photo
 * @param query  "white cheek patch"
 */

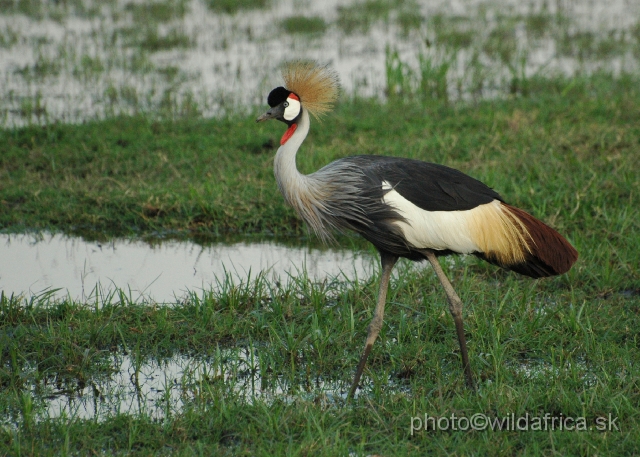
xmin=283 ymin=96 xmax=301 ymax=121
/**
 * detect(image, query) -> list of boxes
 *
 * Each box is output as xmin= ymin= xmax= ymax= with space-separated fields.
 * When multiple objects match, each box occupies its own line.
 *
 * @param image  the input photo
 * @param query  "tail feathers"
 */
xmin=481 ymin=203 xmax=578 ymax=279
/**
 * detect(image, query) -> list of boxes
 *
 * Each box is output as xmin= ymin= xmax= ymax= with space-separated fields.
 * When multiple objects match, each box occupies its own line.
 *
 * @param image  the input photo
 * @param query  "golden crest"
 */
xmin=282 ymin=61 xmax=340 ymax=119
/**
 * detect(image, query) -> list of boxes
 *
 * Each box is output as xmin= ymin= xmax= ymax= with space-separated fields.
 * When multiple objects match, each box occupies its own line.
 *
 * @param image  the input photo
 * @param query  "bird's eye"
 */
xmin=283 ymin=101 xmax=289 ymax=108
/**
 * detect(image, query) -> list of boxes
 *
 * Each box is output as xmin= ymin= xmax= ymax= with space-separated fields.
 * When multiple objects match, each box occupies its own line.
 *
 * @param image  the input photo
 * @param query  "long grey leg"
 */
xmin=423 ymin=250 xmax=475 ymax=390
xmin=347 ymin=251 xmax=398 ymax=400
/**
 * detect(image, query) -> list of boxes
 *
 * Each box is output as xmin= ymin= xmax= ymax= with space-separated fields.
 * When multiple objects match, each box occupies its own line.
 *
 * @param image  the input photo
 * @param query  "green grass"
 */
xmin=15 ymin=53 xmax=62 ymax=80
xmin=124 ymin=0 xmax=188 ymax=23
xmin=525 ymin=12 xmax=553 ymax=38
xmin=430 ymin=14 xmax=475 ymax=49
xmin=1 ymin=72 xmax=640 ymax=454
xmin=396 ymin=9 xmax=423 ymax=36
xmin=15 ymin=91 xmax=47 ymax=121
xmin=205 ymin=0 xmax=269 ymax=15
xmin=484 ymin=23 xmax=518 ymax=65
xmin=385 ymin=47 xmax=452 ymax=101
xmin=1 ymin=245 xmax=638 ymax=454
xmin=72 ymin=54 xmax=104 ymax=80
xmin=2 ymin=0 xmax=44 ymax=19
xmin=337 ymin=0 xmax=398 ymax=34
xmin=0 ymin=26 xmax=18 ymax=48
xmin=119 ymin=25 xmax=194 ymax=52
xmin=1 ymin=73 xmax=638 ymax=244
xmin=280 ymin=16 xmax=327 ymax=35
xmin=0 ymin=0 xmax=104 ymax=20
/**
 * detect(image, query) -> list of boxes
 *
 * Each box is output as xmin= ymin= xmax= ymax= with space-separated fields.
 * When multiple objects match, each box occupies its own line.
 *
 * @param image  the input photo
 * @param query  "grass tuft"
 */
xmin=337 ymin=0 xmax=398 ymax=34
xmin=205 ymin=0 xmax=269 ymax=15
xmin=280 ymin=15 xmax=327 ymax=35
xmin=124 ymin=0 xmax=188 ymax=23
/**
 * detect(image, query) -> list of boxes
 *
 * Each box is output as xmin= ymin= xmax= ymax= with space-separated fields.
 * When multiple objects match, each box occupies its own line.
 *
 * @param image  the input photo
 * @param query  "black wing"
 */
xmin=342 ymin=155 xmax=503 ymax=211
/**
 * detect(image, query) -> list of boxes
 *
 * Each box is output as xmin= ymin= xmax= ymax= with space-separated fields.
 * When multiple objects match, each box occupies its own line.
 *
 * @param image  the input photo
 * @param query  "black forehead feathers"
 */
xmin=267 ymin=86 xmax=292 ymax=107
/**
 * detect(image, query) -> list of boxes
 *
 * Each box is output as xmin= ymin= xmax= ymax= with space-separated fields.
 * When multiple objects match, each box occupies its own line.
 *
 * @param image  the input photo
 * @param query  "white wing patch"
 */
xmin=381 ymin=181 xmax=483 ymax=253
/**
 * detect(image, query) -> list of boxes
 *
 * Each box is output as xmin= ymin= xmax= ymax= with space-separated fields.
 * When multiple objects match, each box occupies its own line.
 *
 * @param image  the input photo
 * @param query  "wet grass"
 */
xmin=524 ymin=12 xmax=553 ymax=39
xmin=385 ymin=47 xmax=452 ymax=101
xmin=1 ymin=0 xmax=44 ymax=20
xmin=0 ymin=0 xmax=104 ymax=20
xmin=0 ymin=232 xmax=638 ymax=454
xmin=15 ymin=91 xmax=47 ymax=121
xmin=1 ymin=70 xmax=640 ymax=453
xmin=396 ymin=9 xmax=423 ymax=36
xmin=124 ymin=0 xmax=189 ymax=23
xmin=140 ymin=26 xmax=193 ymax=51
xmin=119 ymin=25 xmax=194 ymax=52
xmin=281 ymin=15 xmax=327 ymax=35
xmin=2 ymin=1 xmax=639 ymax=126
xmin=205 ymin=0 xmax=270 ymax=15
xmin=484 ymin=23 xmax=518 ymax=64
xmin=431 ymin=14 xmax=475 ymax=49
xmin=337 ymin=0 xmax=399 ymax=34
xmin=0 ymin=26 xmax=18 ymax=48
xmin=15 ymin=53 xmax=62 ymax=80
xmin=337 ymin=0 xmax=429 ymax=37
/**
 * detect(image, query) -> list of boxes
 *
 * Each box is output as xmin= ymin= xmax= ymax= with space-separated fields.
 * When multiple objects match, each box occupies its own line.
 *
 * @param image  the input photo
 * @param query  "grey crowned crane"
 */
xmin=256 ymin=61 xmax=578 ymax=399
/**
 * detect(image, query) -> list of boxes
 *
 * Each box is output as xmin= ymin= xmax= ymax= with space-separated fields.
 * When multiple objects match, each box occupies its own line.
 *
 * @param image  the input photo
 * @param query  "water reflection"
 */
xmin=34 ymin=346 xmax=384 ymax=422
xmin=0 ymin=233 xmax=376 ymax=302
xmin=27 ymin=348 xmax=596 ymax=423
xmin=1 ymin=0 xmax=638 ymax=126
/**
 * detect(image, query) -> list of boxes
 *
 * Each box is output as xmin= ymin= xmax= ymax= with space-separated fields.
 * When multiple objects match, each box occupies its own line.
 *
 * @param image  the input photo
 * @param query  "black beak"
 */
xmin=256 ymin=104 xmax=285 ymax=123
xmin=256 ymin=109 xmax=275 ymax=123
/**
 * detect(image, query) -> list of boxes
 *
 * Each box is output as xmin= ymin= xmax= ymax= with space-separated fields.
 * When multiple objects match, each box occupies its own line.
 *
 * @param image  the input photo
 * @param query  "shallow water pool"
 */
xmin=0 ymin=233 xmax=377 ymax=302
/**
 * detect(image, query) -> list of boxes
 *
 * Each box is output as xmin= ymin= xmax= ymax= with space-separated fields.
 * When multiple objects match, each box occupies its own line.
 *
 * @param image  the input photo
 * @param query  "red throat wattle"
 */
xmin=280 ymin=123 xmax=297 ymax=145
